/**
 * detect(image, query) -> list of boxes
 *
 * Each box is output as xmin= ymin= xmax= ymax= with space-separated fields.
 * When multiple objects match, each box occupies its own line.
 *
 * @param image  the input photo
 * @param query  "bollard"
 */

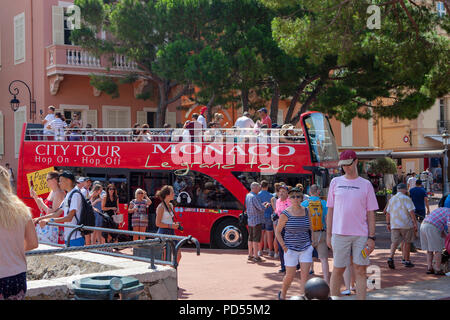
xmin=304 ymin=277 xmax=330 ymax=300
xmin=72 ymin=276 xmax=144 ymax=300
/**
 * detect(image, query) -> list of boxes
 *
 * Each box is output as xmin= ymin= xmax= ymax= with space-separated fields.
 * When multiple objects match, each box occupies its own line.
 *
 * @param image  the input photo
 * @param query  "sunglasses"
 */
xmin=289 ymin=195 xmax=302 ymax=199
xmin=342 ymin=159 xmax=356 ymax=167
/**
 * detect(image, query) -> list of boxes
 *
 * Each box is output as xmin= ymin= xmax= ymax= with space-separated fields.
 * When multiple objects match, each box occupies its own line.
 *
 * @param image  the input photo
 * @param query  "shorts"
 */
xmin=312 ymin=231 xmax=329 ymax=259
xmin=420 ymin=222 xmax=445 ymax=252
xmin=262 ymin=217 xmax=274 ymax=232
xmin=65 ymin=237 xmax=85 ymax=247
xmin=248 ymin=224 xmax=263 ymax=242
xmin=284 ymin=246 xmax=314 ymax=267
xmin=331 ymin=234 xmax=370 ymax=268
xmin=95 ymin=211 xmax=104 ymax=227
xmin=0 ymin=272 xmax=27 ymax=300
xmin=391 ymin=228 xmax=415 ymax=245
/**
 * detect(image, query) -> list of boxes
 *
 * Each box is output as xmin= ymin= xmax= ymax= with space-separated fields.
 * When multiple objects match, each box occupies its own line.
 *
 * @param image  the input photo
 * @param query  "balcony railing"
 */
xmin=437 ymin=120 xmax=450 ymax=133
xmin=46 ymin=44 xmax=141 ymax=76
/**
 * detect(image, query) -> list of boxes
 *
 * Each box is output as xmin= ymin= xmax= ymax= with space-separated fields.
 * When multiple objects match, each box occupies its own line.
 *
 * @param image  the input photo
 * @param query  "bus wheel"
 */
xmin=213 ymin=218 xmax=247 ymax=249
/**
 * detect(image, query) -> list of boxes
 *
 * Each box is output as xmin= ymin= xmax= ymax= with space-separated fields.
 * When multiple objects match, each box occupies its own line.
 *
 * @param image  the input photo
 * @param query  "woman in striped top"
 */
xmin=275 ymin=187 xmax=314 ymax=300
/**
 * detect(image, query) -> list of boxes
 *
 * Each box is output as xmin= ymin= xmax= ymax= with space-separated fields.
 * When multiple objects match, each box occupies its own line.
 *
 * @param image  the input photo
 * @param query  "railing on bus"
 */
xmin=24 ymin=126 xmax=306 ymax=144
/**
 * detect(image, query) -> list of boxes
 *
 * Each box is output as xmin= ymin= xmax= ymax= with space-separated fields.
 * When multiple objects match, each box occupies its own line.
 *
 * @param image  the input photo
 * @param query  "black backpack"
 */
xmin=68 ymin=189 xmax=96 ymax=235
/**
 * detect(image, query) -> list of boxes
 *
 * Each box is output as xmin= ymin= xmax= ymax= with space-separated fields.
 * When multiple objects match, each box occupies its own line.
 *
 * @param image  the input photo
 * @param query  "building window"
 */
xmin=440 ymin=98 xmax=446 ymax=122
xmin=14 ymin=12 xmax=25 ymax=65
xmin=437 ymin=2 xmax=446 ymax=18
xmin=102 ymin=106 xmax=131 ymax=128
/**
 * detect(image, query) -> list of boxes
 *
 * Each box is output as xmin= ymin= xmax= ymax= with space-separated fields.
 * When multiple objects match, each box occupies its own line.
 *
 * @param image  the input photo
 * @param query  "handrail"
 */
xmin=24 ymin=126 xmax=307 ymax=144
xmin=27 ymin=222 xmax=200 ymax=270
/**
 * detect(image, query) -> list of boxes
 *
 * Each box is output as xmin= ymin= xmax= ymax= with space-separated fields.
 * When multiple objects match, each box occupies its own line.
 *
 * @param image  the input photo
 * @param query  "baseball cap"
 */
xmin=258 ymin=107 xmax=268 ymax=113
xmin=76 ymin=177 xmax=87 ymax=183
xmin=397 ymin=183 xmax=407 ymax=190
xmin=278 ymin=184 xmax=288 ymax=191
xmin=338 ymin=150 xmax=357 ymax=166
xmin=59 ymin=171 xmax=75 ymax=181
xmin=200 ymin=106 xmax=207 ymax=115
xmin=288 ymin=187 xmax=303 ymax=194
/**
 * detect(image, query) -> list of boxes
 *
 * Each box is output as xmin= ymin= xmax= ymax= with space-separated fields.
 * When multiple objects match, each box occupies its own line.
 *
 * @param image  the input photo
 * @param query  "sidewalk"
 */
xmin=176 ymin=201 xmax=449 ymax=300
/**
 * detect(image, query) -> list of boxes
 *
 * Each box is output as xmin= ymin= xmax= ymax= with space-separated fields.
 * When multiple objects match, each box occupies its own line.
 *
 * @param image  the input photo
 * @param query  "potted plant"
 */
xmin=368 ymin=157 xmax=397 ymax=210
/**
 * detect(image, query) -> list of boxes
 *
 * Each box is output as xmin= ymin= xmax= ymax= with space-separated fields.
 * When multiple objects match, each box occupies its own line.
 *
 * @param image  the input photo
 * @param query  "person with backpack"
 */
xmin=301 ymin=184 xmax=330 ymax=284
xmin=40 ymin=171 xmax=89 ymax=247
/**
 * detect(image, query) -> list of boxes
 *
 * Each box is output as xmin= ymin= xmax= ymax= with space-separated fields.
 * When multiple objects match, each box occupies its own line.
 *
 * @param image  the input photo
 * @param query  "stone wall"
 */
xmin=25 ymin=245 xmax=177 ymax=300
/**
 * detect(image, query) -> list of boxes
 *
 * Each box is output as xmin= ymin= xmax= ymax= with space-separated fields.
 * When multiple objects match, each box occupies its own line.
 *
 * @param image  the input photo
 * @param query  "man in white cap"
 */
xmin=326 ymin=150 xmax=378 ymax=300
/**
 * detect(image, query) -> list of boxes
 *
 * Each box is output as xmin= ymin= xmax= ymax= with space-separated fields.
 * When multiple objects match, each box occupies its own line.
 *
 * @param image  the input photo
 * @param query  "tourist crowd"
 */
xmin=39 ymin=105 xmax=304 ymax=143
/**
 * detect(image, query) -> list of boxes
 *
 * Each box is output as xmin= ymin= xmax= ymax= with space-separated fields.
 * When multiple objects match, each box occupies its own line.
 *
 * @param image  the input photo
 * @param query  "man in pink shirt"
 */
xmin=326 ymin=150 xmax=378 ymax=300
xmin=256 ymin=108 xmax=272 ymax=130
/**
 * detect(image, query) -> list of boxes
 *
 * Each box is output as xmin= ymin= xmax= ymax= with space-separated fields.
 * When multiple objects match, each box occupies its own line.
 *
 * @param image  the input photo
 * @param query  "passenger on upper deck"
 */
xmin=47 ymin=112 xmax=67 ymax=142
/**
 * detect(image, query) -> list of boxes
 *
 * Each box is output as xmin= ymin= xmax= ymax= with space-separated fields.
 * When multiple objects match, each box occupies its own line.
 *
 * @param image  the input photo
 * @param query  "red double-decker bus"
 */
xmin=17 ymin=111 xmax=339 ymax=249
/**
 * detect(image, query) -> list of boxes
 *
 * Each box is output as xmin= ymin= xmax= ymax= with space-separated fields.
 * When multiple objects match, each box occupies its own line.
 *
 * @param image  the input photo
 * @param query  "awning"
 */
xmin=424 ymin=135 xmax=446 ymax=143
xmin=356 ymin=149 xmax=447 ymax=159
xmin=391 ymin=150 xmax=446 ymax=159
xmin=355 ymin=150 xmax=393 ymax=160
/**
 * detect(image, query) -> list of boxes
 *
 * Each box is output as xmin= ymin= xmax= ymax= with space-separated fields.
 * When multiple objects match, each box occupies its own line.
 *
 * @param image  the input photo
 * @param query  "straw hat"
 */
xmin=280 ymin=124 xmax=295 ymax=136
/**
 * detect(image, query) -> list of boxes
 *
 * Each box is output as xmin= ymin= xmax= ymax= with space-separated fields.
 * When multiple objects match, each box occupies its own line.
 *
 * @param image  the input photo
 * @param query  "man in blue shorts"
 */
xmin=409 ymin=179 xmax=430 ymax=221
xmin=258 ymin=180 xmax=275 ymax=257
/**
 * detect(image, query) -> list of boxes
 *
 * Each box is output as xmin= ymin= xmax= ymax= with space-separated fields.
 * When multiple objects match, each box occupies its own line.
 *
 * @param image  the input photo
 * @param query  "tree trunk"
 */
xmin=290 ymin=80 xmax=324 ymax=125
xmin=270 ymin=82 xmax=280 ymax=125
xmin=241 ymin=89 xmax=249 ymax=112
xmin=284 ymin=79 xmax=311 ymax=124
xmin=156 ymin=82 xmax=169 ymax=127
xmin=206 ymin=93 xmax=216 ymax=124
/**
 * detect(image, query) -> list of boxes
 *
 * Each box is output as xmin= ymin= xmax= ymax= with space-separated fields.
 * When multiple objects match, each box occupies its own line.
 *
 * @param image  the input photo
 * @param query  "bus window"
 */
xmin=303 ymin=113 xmax=339 ymax=163
xmin=232 ymin=172 xmax=312 ymax=194
xmin=174 ymin=171 xmax=243 ymax=210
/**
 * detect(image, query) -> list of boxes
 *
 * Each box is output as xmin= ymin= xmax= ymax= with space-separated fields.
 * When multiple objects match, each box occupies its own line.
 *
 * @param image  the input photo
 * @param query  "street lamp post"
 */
xmin=442 ymin=130 xmax=450 ymax=195
xmin=8 ymin=80 xmax=36 ymax=121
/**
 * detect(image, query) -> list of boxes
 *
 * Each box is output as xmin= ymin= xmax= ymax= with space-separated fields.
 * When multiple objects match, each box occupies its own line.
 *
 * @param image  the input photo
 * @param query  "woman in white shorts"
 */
xmin=275 ymin=187 xmax=313 ymax=300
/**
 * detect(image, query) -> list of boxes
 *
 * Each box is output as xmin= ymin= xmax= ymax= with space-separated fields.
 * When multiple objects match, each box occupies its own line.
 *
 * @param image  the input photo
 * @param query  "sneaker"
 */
xmin=269 ymin=251 xmax=275 ymax=258
xmin=401 ymin=259 xmax=406 ymax=265
xmin=278 ymin=268 xmax=286 ymax=273
xmin=248 ymin=255 xmax=253 ymax=261
xmin=257 ymin=250 xmax=263 ymax=257
xmin=341 ymin=289 xmax=351 ymax=295
xmin=253 ymin=256 xmax=264 ymax=263
xmin=274 ymin=253 xmax=279 ymax=259
xmin=387 ymin=258 xmax=395 ymax=269
xmin=404 ymin=261 xmax=415 ymax=268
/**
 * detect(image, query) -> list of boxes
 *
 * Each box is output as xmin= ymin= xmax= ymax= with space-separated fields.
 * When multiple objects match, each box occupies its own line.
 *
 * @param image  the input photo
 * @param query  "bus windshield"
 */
xmin=303 ymin=113 xmax=339 ymax=163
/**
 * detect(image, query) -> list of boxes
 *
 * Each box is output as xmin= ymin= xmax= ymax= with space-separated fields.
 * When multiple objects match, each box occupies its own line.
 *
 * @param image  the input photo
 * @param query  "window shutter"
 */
xmin=117 ymin=110 xmax=130 ymax=128
xmin=52 ymin=6 xmax=65 ymax=45
xmin=341 ymin=122 xmax=353 ymax=147
xmin=277 ymin=109 xmax=284 ymax=125
xmin=14 ymin=13 xmax=25 ymax=64
xmin=137 ymin=111 xmax=147 ymax=125
xmin=14 ymin=107 xmax=26 ymax=158
xmin=0 ymin=112 xmax=4 ymax=155
xmin=86 ymin=110 xmax=98 ymax=128
xmin=166 ymin=111 xmax=177 ymax=128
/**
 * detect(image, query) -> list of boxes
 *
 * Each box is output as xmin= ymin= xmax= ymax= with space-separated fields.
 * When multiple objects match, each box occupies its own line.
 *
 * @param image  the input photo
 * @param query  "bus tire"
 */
xmin=212 ymin=218 xmax=248 ymax=249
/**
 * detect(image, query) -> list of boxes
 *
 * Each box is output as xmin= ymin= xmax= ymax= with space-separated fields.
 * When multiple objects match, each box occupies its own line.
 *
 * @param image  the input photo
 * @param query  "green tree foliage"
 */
xmin=260 ymin=0 xmax=450 ymax=125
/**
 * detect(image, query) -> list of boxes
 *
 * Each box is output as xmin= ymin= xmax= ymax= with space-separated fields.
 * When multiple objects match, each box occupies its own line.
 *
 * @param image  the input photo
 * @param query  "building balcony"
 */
xmin=46 ymin=44 xmax=145 ymax=95
xmin=46 ymin=44 xmax=142 ymax=77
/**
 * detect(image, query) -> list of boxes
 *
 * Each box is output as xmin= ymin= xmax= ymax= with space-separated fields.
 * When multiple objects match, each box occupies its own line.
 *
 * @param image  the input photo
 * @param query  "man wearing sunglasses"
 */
xmin=326 ymin=150 xmax=378 ymax=300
